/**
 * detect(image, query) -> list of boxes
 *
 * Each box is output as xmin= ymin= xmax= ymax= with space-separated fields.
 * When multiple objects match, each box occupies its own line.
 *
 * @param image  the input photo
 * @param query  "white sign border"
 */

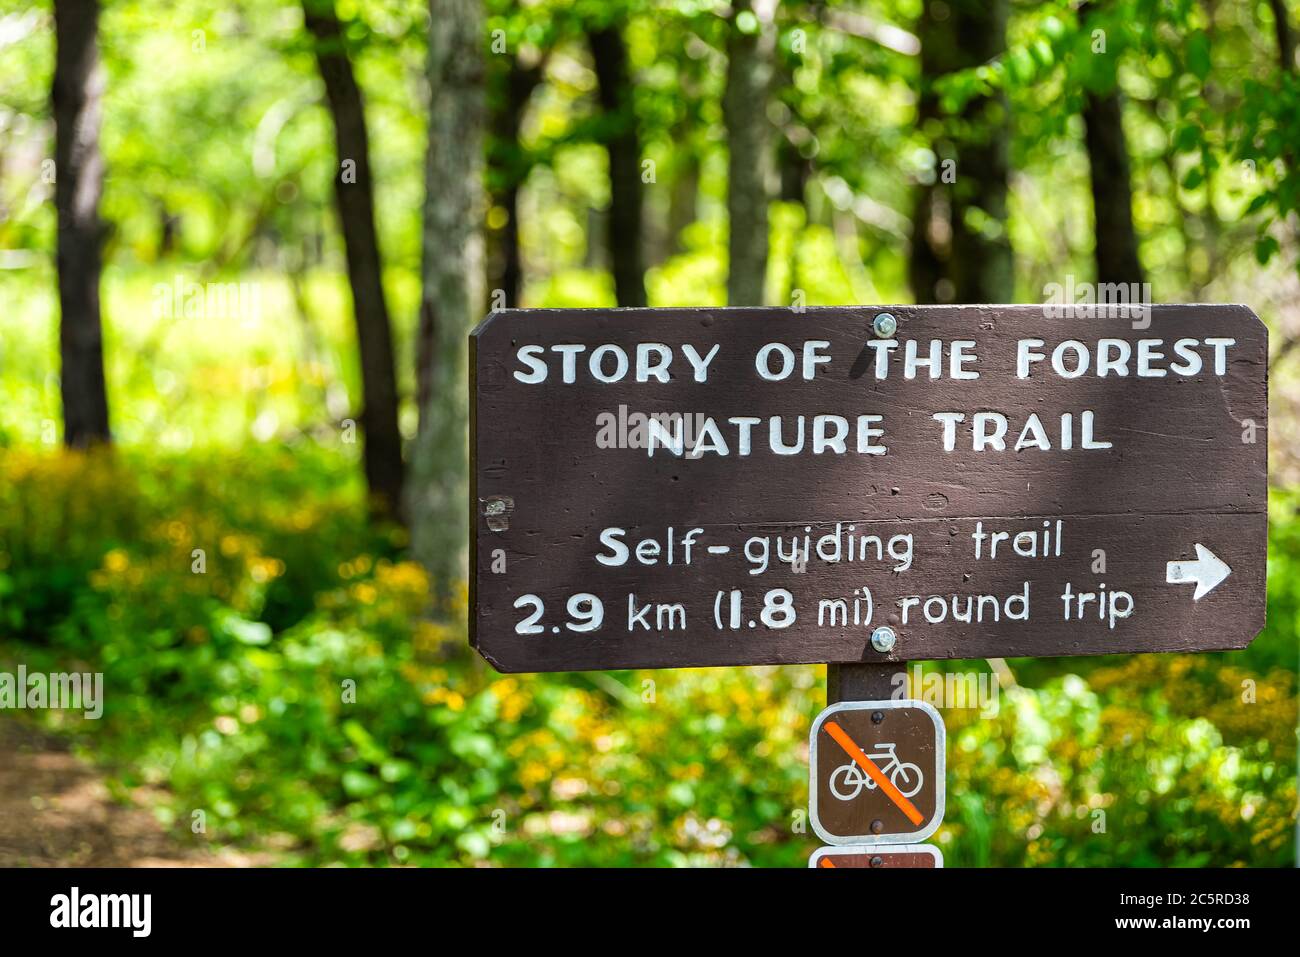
xmin=809 ymin=842 xmax=944 ymax=868
xmin=809 ymin=698 xmax=946 ymax=846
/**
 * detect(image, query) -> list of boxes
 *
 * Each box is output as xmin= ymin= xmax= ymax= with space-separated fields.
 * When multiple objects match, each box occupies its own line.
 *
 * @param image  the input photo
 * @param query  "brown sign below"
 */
xmin=810 ymin=844 xmax=943 ymax=868
xmin=810 ymin=699 xmax=945 ymax=845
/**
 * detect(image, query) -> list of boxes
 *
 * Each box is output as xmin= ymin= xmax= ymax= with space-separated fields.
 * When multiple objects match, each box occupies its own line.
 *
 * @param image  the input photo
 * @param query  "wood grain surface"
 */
xmin=470 ymin=305 xmax=1267 ymax=673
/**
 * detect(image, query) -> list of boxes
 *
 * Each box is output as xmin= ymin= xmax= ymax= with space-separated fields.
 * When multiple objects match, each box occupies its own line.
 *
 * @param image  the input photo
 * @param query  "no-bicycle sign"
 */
xmin=469 ymin=305 xmax=1267 ymax=673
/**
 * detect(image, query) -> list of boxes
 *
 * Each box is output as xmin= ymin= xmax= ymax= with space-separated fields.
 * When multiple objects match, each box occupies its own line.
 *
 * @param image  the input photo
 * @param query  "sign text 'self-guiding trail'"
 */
xmin=470 ymin=305 xmax=1267 ymax=672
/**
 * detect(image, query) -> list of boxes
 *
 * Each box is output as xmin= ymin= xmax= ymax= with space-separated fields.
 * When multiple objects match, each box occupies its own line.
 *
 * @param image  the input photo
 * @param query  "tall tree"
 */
xmin=1081 ymin=2 xmax=1144 ymax=286
xmin=486 ymin=53 xmax=544 ymax=307
xmin=724 ymin=0 xmax=775 ymax=305
xmin=667 ymin=151 xmax=699 ymax=254
xmin=774 ymin=54 xmax=809 ymax=207
xmin=302 ymin=0 xmax=405 ymax=517
xmin=909 ymin=0 xmax=1013 ymax=304
xmin=53 ymin=0 xmax=111 ymax=447
xmin=1082 ymin=90 xmax=1144 ymax=285
xmin=1270 ymin=0 xmax=1296 ymax=72
xmin=588 ymin=22 xmax=646 ymax=307
xmin=407 ymin=0 xmax=485 ymax=598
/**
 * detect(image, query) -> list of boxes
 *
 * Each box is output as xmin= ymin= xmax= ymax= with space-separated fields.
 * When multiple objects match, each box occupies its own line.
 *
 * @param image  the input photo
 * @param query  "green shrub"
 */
xmin=0 ymin=447 xmax=1294 ymax=866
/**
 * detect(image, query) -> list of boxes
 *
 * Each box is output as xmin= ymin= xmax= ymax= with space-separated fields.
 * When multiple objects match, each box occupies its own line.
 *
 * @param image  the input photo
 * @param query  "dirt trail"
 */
xmin=0 ymin=719 xmax=251 ymax=867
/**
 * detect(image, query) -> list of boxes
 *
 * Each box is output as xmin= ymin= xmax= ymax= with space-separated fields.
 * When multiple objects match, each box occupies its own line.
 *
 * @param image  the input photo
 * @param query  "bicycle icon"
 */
xmin=829 ymin=742 xmax=924 ymax=801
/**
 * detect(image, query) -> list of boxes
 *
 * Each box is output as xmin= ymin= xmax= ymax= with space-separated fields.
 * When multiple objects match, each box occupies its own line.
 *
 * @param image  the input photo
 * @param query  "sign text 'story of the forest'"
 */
xmin=470 ymin=306 xmax=1267 ymax=673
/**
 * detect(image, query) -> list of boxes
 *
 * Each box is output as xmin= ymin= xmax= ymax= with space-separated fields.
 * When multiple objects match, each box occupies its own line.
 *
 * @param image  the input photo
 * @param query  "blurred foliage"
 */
xmin=0 ymin=446 xmax=1293 ymax=866
xmin=0 ymin=0 xmax=1298 ymax=866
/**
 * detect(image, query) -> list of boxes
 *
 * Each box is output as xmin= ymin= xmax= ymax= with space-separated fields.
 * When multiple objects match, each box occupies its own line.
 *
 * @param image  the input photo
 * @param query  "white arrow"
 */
xmin=1165 ymin=544 xmax=1231 ymax=600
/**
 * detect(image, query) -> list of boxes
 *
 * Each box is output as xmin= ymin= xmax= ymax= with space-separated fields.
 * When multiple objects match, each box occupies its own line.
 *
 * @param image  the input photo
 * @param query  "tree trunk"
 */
xmin=778 ymin=135 xmax=809 ymax=205
xmin=775 ymin=58 xmax=808 ymax=206
xmin=588 ymin=24 xmax=646 ymax=307
xmin=667 ymin=153 xmax=699 ymax=254
xmin=303 ymin=0 xmax=404 ymax=518
xmin=1082 ymin=89 xmax=1145 ymax=285
xmin=53 ymin=0 xmax=110 ymax=448
xmin=408 ymin=0 xmax=485 ymax=601
xmin=1270 ymin=0 xmax=1296 ymax=72
xmin=908 ymin=178 xmax=945 ymax=306
xmin=496 ymin=181 xmax=523 ymax=307
xmin=724 ymin=0 xmax=775 ymax=306
xmin=909 ymin=0 xmax=1013 ymax=304
xmin=487 ymin=58 xmax=542 ymax=308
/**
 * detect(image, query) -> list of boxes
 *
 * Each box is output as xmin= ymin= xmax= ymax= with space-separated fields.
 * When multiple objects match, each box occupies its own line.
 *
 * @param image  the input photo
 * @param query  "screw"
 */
xmin=871 ymin=711 xmax=884 ymax=724
xmin=870 ymin=625 xmax=897 ymax=654
xmin=870 ymin=819 xmax=884 ymax=834
xmin=870 ymin=856 xmax=884 ymax=868
xmin=872 ymin=312 xmax=898 ymax=338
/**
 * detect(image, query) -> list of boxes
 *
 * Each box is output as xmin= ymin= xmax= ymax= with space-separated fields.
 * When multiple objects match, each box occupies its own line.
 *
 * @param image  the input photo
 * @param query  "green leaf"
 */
xmin=1173 ymin=124 xmax=1201 ymax=153
xmin=1255 ymin=234 xmax=1280 ymax=265
xmin=1186 ymin=32 xmax=1211 ymax=81
xmin=342 ymin=770 xmax=380 ymax=798
xmin=214 ymin=609 xmax=271 ymax=646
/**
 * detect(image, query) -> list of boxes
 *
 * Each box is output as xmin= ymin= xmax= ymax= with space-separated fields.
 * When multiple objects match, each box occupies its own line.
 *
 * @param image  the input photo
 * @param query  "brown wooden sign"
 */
xmin=470 ymin=305 xmax=1267 ymax=673
xmin=809 ymin=700 xmax=944 ymax=844
xmin=810 ymin=844 xmax=943 ymax=868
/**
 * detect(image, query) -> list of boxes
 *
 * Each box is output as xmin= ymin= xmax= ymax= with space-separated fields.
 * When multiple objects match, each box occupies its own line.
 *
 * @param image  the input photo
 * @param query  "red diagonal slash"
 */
xmin=823 ymin=719 xmax=924 ymax=826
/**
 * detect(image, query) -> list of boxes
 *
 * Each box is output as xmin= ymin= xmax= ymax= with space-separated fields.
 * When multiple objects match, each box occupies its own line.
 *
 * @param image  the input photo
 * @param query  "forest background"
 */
xmin=0 ymin=0 xmax=1297 ymax=866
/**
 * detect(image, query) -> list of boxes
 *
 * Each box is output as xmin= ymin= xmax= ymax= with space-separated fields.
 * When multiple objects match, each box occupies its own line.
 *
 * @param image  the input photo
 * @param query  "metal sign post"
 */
xmin=813 ymin=662 xmax=946 ymax=866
